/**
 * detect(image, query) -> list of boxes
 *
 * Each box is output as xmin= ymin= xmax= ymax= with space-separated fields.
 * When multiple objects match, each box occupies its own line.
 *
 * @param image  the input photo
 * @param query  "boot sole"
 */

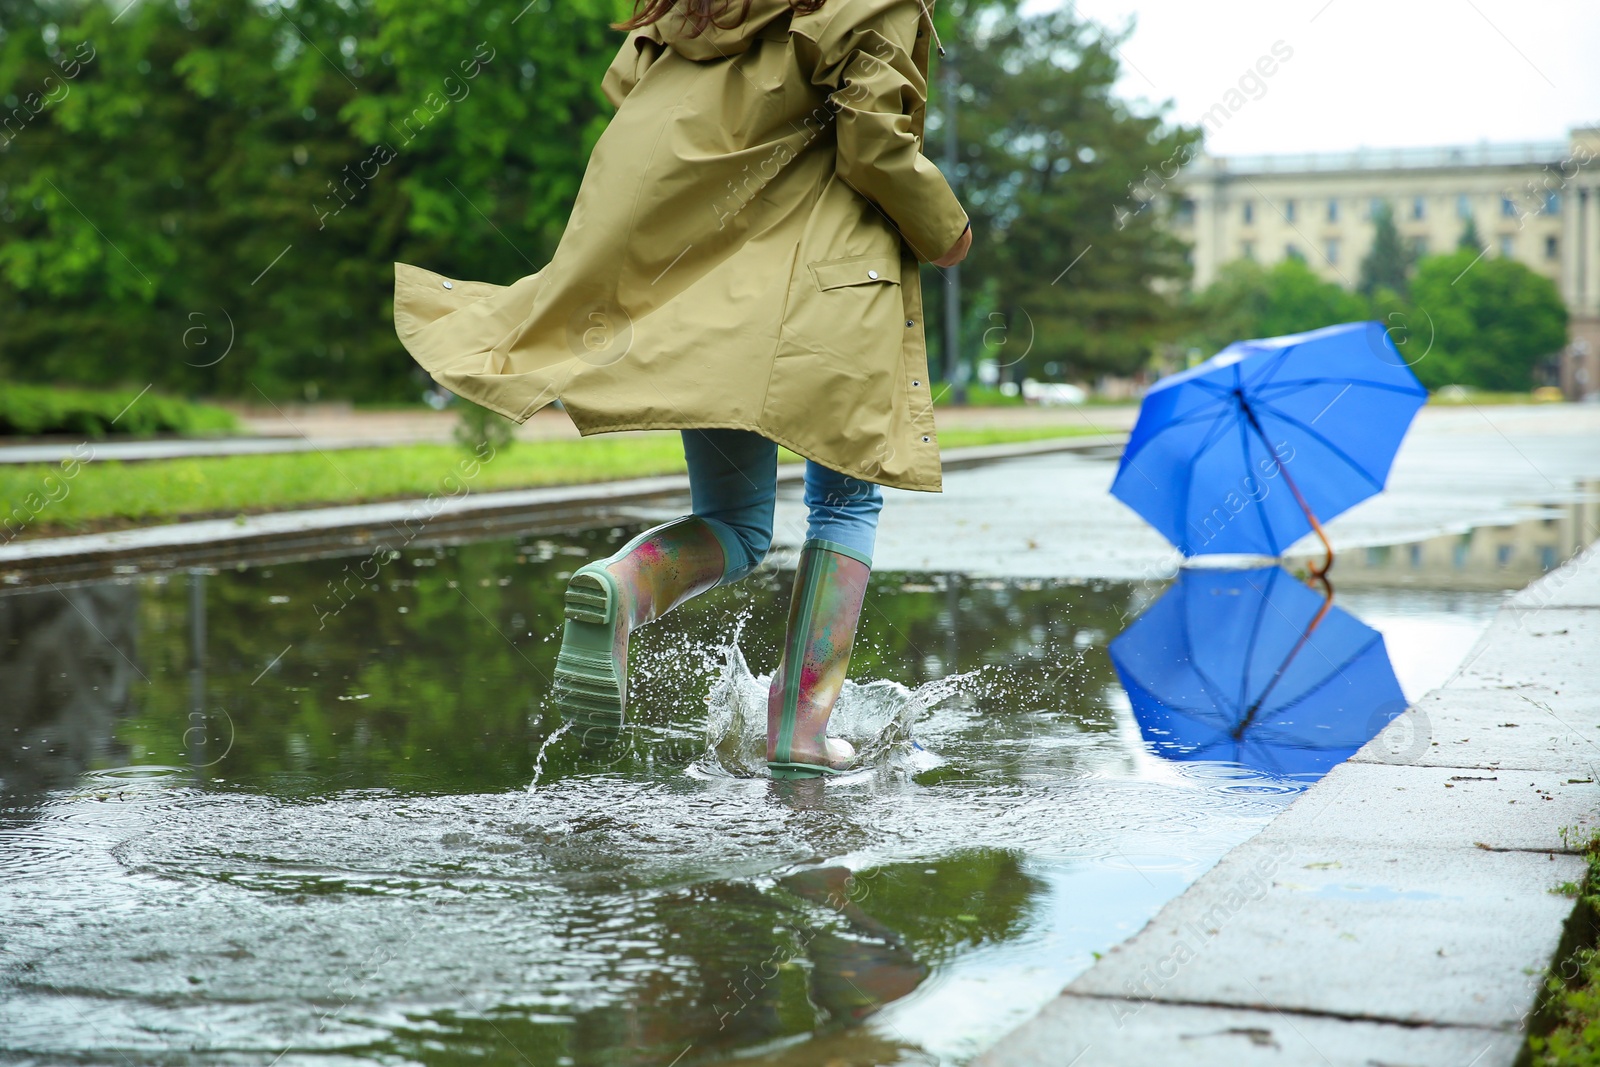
xmin=553 ymin=569 xmax=625 ymax=745
xmin=767 ymin=761 xmax=848 ymax=780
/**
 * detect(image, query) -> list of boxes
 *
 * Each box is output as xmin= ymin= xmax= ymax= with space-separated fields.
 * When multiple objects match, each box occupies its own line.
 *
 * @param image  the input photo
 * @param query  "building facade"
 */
xmin=1171 ymin=129 xmax=1600 ymax=399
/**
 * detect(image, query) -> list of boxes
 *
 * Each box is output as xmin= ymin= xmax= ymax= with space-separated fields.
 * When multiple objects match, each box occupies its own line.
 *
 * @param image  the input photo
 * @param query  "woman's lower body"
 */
xmin=552 ymin=429 xmax=883 ymax=778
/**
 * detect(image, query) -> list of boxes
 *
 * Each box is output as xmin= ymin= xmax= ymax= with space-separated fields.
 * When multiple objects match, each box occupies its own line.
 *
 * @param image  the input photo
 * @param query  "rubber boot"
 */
xmin=554 ymin=516 xmax=734 ymax=742
xmin=767 ymin=539 xmax=871 ymax=779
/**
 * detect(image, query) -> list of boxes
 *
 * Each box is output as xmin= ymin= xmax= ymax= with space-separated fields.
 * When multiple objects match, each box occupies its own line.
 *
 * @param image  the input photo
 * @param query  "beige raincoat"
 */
xmin=391 ymin=0 xmax=968 ymax=491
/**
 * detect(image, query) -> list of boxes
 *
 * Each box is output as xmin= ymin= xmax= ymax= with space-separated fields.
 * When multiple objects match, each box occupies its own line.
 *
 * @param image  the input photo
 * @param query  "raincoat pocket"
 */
xmin=809 ymin=254 xmax=902 ymax=291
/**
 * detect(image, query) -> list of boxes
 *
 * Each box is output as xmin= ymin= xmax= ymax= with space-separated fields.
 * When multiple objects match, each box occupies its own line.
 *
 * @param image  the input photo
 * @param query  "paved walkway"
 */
xmin=976 ymin=541 xmax=1600 ymax=1066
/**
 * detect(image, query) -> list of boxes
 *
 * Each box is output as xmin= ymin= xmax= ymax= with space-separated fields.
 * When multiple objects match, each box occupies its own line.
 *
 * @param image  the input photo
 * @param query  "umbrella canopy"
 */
xmin=1109 ymin=566 xmax=1407 ymax=780
xmin=1112 ymin=321 xmax=1428 ymax=557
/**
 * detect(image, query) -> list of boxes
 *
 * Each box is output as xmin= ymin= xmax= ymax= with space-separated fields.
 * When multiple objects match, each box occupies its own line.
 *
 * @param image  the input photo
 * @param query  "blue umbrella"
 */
xmin=1111 ymin=321 xmax=1428 ymax=569
xmin=1109 ymin=566 xmax=1407 ymax=780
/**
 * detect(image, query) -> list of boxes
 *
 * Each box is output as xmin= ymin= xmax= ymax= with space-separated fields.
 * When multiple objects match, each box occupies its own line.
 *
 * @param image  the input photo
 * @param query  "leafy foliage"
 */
xmin=1181 ymin=258 xmax=1369 ymax=360
xmin=0 ymin=0 xmax=623 ymax=401
xmin=1181 ymin=253 xmax=1568 ymax=392
xmin=1357 ymin=201 xmax=1412 ymax=297
xmin=0 ymin=383 xmax=236 ymax=436
xmin=1407 ymin=250 xmax=1568 ymax=391
xmin=933 ymin=0 xmax=1198 ymax=382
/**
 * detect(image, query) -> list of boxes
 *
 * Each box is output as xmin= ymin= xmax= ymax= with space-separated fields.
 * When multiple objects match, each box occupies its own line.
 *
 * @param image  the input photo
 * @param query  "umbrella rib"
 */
xmin=1170 ymin=579 xmax=1249 ymax=719
xmin=1242 ymin=344 xmax=1298 ymax=392
xmin=1251 ymin=397 xmax=1387 ymax=492
xmin=1239 ymin=415 xmax=1281 ymax=554
xmin=1236 ymin=567 xmax=1280 ymax=720
xmin=1251 ymin=377 xmax=1429 ymax=400
xmin=1238 ymin=632 xmax=1390 ymax=742
xmin=1176 ymin=406 xmax=1238 ymax=548
xmin=1119 ymin=397 xmax=1230 ymax=469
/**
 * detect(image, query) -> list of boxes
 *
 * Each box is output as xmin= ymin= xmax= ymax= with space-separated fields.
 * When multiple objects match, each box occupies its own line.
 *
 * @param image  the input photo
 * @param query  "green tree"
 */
xmin=934 ymin=0 xmax=1198 ymax=382
xmin=1358 ymin=201 xmax=1411 ymax=297
xmin=1457 ymin=215 xmax=1484 ymax=252
xmin=0 ymin=0 xmax=623 ymax=402
xmin=1407 ymin=250 xmax=1567 ymax=391
xmin=1182 ymin=258 xmax=1371 ymax=358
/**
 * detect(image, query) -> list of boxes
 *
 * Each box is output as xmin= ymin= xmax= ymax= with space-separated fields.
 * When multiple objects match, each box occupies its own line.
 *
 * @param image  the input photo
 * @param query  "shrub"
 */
xmin=0 ymin=385 xmax=238 ymax=437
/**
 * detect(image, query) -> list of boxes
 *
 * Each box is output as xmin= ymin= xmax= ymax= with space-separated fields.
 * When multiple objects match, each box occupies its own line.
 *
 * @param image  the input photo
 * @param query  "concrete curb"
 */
xmin=0 ymin=434 xmax=1124 ymax=588
xmin=976 ymin=540 xmax=1600 ymax=1067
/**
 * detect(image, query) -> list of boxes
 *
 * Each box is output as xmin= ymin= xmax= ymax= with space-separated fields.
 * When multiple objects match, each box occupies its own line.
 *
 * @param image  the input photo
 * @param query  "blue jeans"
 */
xmin=681 ymin=429 xmax=883 ymax=581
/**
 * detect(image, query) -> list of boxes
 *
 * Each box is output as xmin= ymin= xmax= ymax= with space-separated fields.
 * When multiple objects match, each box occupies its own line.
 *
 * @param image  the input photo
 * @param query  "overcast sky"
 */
xmin=1022 ymin=0 xmax=1600 ymax=157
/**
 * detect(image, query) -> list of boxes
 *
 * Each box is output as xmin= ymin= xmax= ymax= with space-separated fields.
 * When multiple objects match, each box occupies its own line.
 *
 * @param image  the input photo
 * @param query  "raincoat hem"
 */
xmin=571 ymin=417 xmax=942 ymax=494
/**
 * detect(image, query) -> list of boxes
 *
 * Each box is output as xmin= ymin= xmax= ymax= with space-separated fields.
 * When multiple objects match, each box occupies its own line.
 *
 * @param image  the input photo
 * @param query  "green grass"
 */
xmin=1528 ymin=826 xmax=1600 ymax=1066
xmin=0 ymin=425 xmax=1110 ymax=534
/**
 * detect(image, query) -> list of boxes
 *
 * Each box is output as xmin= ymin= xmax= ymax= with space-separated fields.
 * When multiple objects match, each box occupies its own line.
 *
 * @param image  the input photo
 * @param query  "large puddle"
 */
xmin=0 ymin=509 xmax=1581 ymax=1065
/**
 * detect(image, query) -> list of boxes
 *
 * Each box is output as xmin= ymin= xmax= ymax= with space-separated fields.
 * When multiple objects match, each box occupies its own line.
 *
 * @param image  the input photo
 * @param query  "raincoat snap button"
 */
xmin=867 ymin=270 xmax=879 ymax=280
xmin=922 ymin=436 xmax=931 ymax=442
xmin=441 ymin=280 xmax=454 ymax=290
xmin=912 ymin=380 xmax=920 ymax=387
xmin=906 ymin=320 xmax=914 ymax=327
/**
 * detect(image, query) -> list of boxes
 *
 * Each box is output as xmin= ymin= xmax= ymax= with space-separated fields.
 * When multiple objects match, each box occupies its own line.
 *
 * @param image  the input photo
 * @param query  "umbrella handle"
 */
xmin=1275 ymin=461 xmax=1335 ymax=590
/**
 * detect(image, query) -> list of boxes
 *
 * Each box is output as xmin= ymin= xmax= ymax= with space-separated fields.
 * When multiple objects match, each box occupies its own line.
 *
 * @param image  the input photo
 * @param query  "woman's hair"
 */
xmin=612 ymin=0 xmax=826 ymax=36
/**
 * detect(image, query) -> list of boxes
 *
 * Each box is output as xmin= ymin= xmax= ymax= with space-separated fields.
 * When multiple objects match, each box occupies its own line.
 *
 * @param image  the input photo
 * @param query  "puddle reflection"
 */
xmin=1111 ymin=566 xmax=1407 ymax=782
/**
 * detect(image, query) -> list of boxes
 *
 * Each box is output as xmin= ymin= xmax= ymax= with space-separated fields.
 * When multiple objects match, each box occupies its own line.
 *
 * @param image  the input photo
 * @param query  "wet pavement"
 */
xmin=2 ymin=405 xmax=1598 ymax=1065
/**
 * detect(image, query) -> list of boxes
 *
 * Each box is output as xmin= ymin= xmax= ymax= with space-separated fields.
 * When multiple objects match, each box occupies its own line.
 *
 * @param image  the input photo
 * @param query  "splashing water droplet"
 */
xmin=527 ymin=720 xmax=573 ymax=792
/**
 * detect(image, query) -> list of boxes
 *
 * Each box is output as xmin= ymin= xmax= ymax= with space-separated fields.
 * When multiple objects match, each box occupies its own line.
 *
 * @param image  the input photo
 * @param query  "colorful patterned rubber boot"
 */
xmin=554 ymin=516 xmax=733 ymax=743
xmin=767 ymin=539 xmax=871 ymax=779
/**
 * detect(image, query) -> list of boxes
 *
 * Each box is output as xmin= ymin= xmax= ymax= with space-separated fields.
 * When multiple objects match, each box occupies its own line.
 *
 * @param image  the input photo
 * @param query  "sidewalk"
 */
xmin=976 ymin=542 xmax=1600 ymax=1066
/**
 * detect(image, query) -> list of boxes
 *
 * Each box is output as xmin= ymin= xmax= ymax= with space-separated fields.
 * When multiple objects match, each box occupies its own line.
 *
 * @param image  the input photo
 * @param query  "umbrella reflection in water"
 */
xmin=1110 ymin=566 xmax=1408 ymax=782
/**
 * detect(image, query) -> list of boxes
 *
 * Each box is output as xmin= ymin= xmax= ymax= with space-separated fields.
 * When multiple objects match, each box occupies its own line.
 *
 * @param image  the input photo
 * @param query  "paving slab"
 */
xmin=1265 ymin=761 xmax=1598 ymax=854
xmin=975 ymin=996 xmax=1521 ymax=1067
xmin=1354 ymin=688 xmax=1600 ymax=776
xmin=1448 ymin=609 xmax=1600 ymax=702
xmin=1067 ymin=825 xmax=1584 ymax=1028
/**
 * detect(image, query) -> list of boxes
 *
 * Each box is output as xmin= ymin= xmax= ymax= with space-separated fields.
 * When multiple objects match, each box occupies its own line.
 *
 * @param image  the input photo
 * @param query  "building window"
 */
xmin=1547 ymin=235 xmax=1559 ymax=259
xmin=1327 ymin=199 xmax=1339 ymax=222
xmin=1410 ymin=236 xmax=1428 ymax=257
xmin=1241 ymin=240 xmax=1256 ymax=260
xmin=1175 ymin=198 xmax=1196 ymax=224
xmin=1544 ymin=191 xmax=1561 ymax=215
xmin=1456 ymin=194 xmax=1472 ymax=219
xmin=1284 ymin=198 xmax=1296 ymax=222
xmin=1285 ymin=243 xmax=1303 ymax=261
xmin=1411 ymin=196 xmax=1425 ymax=220
xmin=1242 ymin=200 xmax=1254 ymax=225
xmin=1501 ymin=196 xmax=1517 ymax=217
xmin=1499 ymin=234 xmax=1515 ymax=257
xmin=1369 ymin=198 xmax=1387 ymax=219
xmin=1325 ymin=238 xmax=1340 ymax=264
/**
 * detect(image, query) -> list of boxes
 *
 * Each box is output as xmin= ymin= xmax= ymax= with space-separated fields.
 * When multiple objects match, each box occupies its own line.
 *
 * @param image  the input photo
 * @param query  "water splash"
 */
xmin=526 ymin=720 xmax=573 ymax=792
xmin=699 ymin=633 xmax=978 ymax=779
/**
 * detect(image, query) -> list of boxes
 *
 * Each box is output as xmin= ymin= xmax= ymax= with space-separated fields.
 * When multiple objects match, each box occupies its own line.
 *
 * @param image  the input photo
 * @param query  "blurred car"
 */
xmin=1020 ymin=379 xmax=1088 ymax=406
